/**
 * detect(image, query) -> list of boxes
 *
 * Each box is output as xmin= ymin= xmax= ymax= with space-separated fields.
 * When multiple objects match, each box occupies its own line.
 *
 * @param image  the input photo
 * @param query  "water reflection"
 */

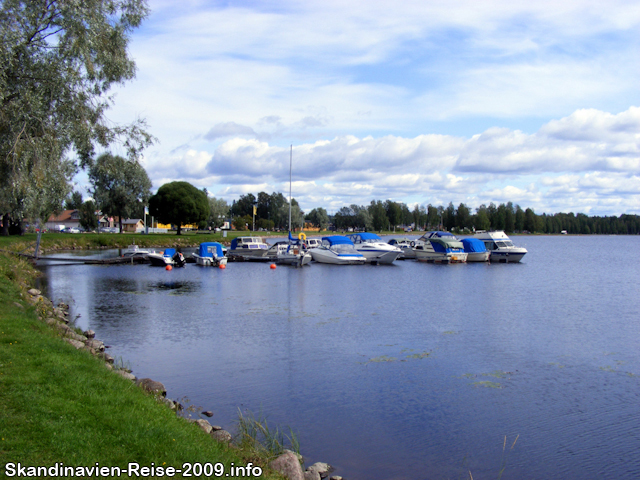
xmin=37 ymin=237 xmax=640 ymax=480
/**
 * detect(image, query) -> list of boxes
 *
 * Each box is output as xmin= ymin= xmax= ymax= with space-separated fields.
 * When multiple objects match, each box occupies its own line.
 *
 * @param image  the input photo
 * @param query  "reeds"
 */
xmin=235 ymin=409 xmax=301 ymax=460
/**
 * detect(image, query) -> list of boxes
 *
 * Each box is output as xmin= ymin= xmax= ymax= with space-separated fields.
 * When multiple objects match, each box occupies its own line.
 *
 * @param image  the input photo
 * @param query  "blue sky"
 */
xmin=98 ymin=0 xmax=640 ymax=215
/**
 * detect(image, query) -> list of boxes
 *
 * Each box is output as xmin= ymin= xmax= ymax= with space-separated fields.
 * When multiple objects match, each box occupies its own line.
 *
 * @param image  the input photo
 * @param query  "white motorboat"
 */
xmin=461 ymin=238 xmax=490 ymax=262
xmin=387 ymin=237 xmax=417 ymax=260
xmin=192 ymin=242 xmax=227 ymax=267
xmin=414 ymin=231 xmax=467 ymax=264
xmin=308 ymin=236 xmax=366 ymax=265
xmin=227 ymin=236 xmax=269 ymax=261
xmin=122 ymin=243 xmax=154 ymax=259
xmin=146 ymin=248 xmax=186 ymax=267
xmin=267 ymin=237 xmax=312 ymax=267
xmin=346 ymin=232 xmax=402 ymax=264
xmin=472 ymin=231 xmax=527 ymax=263
xmin=305 ymin=238 xmax=322 ymax=249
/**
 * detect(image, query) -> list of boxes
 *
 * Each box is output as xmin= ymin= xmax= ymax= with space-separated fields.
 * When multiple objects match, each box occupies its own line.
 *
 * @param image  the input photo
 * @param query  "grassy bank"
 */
xmin=0 ymin=229 xmax=423 ymax=256
xmin=0 ymin=252 xmax=287 ymax=479
xmin=0 ymin=231 xmax=324 ymax=256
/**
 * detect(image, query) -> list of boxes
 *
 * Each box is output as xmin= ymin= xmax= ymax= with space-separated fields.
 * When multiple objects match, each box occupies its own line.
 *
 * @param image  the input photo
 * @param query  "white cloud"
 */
xmin=93 ymin=1 xmax=640 ymax=216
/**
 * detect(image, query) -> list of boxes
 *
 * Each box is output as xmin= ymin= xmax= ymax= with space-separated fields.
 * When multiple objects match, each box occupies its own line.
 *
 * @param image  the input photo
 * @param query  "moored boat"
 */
xmin=472 ymin=231 xmax=527 ymax=263
xmin=346 ymin=232 xmax=402 ymax=264
xmin=308 ymin=236 xmax=366 ymax=265
xmin=122 ymin=243 xmax=154 ymax=259
xmin=267 ymin=237 xmax=312 ymax=267
xmin=305 ymin=238 xmax=322 ymax=249
xmin=192 ymin=242 xmax=227 ymax=267
xmin=387 ymin=237 xmax=417 ymax=259
xmin=146 ymin=248 xmax=186 ymax=267
xmin=414 ymin=231 xmax=467 ymax=263
xmin=227 ymin=236 xmax=269 ymax=261
xmin=461 ymin=238 xmax=490 ymax=262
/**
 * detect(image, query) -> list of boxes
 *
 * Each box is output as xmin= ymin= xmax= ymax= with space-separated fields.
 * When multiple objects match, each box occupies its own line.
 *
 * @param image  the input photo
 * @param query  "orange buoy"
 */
xmin=165 ymin=265 xmax=172 ymax=271
xmin=219 ymin=264 xmax=226 ymax=269
xmin=270 ymin=263 xmax=277 ymax=269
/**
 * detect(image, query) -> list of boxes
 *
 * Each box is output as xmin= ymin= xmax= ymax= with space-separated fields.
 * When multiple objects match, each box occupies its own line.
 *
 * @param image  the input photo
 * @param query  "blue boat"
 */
xmin=192 ymin=242 xmax=227 ymax=267
xmin=308 ymin=236 xmax=366 ymax=265
xmin=414 ymin=231 xmax=467 ymax=263
xmin=461 ymin=238 xmax=490 ymax=262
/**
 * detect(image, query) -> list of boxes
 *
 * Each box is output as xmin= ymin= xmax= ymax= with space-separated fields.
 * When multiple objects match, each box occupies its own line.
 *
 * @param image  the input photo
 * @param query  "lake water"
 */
xmin=37 ymin=235 xmax=640 ymax=480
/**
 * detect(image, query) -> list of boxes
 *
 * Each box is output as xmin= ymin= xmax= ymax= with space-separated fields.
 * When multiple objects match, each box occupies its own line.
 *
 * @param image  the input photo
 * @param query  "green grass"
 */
xmin=0 ymin=228 xmax=416 ymax=256
xmin=0 ymin=252 xmax=284 ymax=479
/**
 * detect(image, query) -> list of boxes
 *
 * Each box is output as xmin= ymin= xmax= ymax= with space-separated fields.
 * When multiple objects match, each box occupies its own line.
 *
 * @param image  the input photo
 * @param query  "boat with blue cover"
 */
xmin=461 ymin=237 xmax=490 ymax=262
xmin=192 ymin=242 xmax=227 ymax=267
xmin=146 ymin=247 xmax=186 ymax=267
xmin=414 ymin=231 xmax=467 ymax=263
xmin=346 ymin=232 xmax=402 ymax=264
xmin=308 ymin=236 xmax=366 ymax=265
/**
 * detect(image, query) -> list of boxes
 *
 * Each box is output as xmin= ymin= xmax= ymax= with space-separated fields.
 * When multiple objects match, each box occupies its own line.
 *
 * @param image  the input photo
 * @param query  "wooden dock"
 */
xmin=35 ymin=255 xmax=148 ymax=265
xmin=0 ymin=249 xmax=148 ymax=265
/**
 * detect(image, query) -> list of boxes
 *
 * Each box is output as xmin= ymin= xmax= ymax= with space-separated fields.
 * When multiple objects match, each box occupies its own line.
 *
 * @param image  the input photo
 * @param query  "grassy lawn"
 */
xmin=0 ymin=252 xmax=286 ymax=479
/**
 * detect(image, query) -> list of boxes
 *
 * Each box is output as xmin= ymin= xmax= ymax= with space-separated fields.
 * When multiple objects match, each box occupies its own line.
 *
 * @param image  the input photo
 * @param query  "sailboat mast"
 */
xmin=289 ymin=144 xmax=292 ymax=232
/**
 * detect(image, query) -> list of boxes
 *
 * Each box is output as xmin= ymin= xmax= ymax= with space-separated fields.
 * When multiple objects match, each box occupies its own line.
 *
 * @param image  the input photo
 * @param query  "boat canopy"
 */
xmin=430 ymin=231 xmax=457 ymax=238
xmin=461 ymin=238 xmax=487 ymax=253
xmin=198 ymin=242 xmax=224 ymax=258
xmin=164 ymin=248 xmax=176 ymax=257
xmin=429 ymin=237 xmax=464 ymax=252
xmin=347 ymin=232 xmax=382 ymax=243
xmin=322 ymin=235 xmax=354 ymax=246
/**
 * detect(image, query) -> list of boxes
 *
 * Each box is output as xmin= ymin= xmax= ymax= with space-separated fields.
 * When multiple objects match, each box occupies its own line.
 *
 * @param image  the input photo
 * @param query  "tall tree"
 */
xmin=456 ymin=203 xmax=470 ymax=230
xmin=149 ymin=181 xmax=209 ymax=235
xmin=0 ymin=0 xmax=154 ymax=234
xmin=384 ymin=200 xmax=402 ymax=230
xmin=89 ymin=153 xmax=152 ymax=233
xmin=427 ymin=205 xmax=439 ymax=230
xmin=207 ymin=197 xmax=229 ymax=229
xmin=474 ymin=205 xmax=491 ymax=231
xmin=369 ymin=200 xmax=389 ymax=231
xmin=230 ymin=193 xmax=256 ymax=217
xmin=305 ymin=207 xmax=330 ymax=231
xmin=78 ymin=200 xmax=98 ymax=232
xmin=65 ymin=191 xmax=84 ymax=210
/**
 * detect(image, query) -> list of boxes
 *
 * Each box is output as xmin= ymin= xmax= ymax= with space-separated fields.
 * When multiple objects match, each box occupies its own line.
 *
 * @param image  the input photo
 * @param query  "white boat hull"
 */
xmin=194 ymin=255 xmax=228 ymax=267
xmin=309 ymin=248 xmax=366 ymax=265
xmin=415 ymin=251 xmax=467 ymax=263
xmin=277 ymin=252 xmax=312 ymax=266
xmin=354 ymin=246 xmax=401 ymax=264
xmin=466 ymin=251 xmax=490 ymax=262
xmin=489 ymin=249 xmax=527 ymax=263
xmin=146 ymin=253 xmax=173 ymax=266
xmin=227 ymin=249 xmax=269 ymax=261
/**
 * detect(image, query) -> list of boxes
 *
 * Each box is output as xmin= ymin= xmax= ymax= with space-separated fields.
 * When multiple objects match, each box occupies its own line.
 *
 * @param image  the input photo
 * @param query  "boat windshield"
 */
xmin=330 ymin=244 xmax=359 ymax=254
xmin=495 ymin=240 xmax=514 ymax=248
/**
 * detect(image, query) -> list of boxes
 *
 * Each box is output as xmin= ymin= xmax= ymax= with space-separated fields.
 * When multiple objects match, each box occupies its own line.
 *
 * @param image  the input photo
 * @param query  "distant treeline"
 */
xmin=227 ymin=193 xmax=640 ymax=234
xmin=316 ymin=200 xmax=640 ymax=235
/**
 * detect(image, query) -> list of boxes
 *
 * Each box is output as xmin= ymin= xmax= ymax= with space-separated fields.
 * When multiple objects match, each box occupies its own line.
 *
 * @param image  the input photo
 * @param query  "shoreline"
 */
xmin=1 ymin=250 xmax=340 ymax=480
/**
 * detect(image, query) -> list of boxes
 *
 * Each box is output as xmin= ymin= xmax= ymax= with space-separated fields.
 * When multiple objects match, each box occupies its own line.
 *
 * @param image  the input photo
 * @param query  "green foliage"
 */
xmin=78 ymin=201 xmax=99 ymax=232
xmin=369 ymin=201 xmax=389 ymax=231
xmin=0 ymin=259 xmax=283 ymax=478
xmin=236 ymin=409 xmax=300 ymax=459
xmin=89 ymin=153 xmax=152 ymax=233
xmin=305 ymin=207 xmax=330 ymax=230
xmin=0 ymin=0 xmax=154 ymax=228
xmin=65 ymin=191 xmax=84 ymax=210
xmin=149 ymin=182 xmax=210 ymax=235
xmin=207 ymin=197 xmax=229 ymax=228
